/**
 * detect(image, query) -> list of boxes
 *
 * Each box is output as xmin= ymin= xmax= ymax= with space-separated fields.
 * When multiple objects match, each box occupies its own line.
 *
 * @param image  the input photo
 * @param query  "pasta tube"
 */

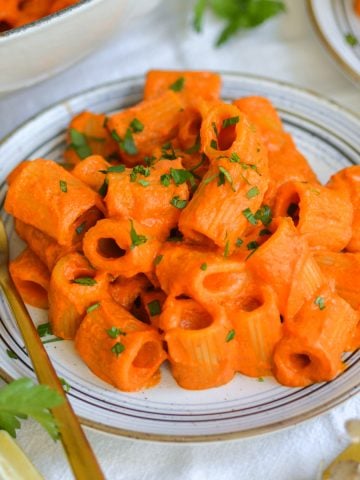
xmin=71 ymin=155 xmax=111 ymax=192
xmin=9 ymin=248 xmax=50 ymax=309
xmin=179 ymin=103 xmax=269 ymax=251
xmin=83 ymin=218 xmax=161 ymax=277
xmin=273 ymin=180 xmax=353 ymax=251
xmin=273 ymin=287 xmax=359 ymax=386
xmin=327 ymin=166 xmax=360 ymax=252
xmin=161 ymin=296 xmax=236 ymax=389
xmin=5 ymin=159 xmax=103 ymax=246
xmin=247 ymin=217 xmax=324 ymax=319
xmin=75 ymin=300 xmax=167 ymax=391
xmin=107 ymin=91 xmax=183 ymax=165
xmin=48 ymin=253 xmax=110 ymax=339
xmin=109 ymin=274 xmax=150 ymax=310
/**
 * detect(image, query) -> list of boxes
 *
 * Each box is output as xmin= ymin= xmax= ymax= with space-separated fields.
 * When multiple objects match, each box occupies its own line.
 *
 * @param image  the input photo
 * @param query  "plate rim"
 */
xmin=0 ymin=72 xmax=359 ymax=443
xmin=307 ymin=0 xmax=360 ymax=86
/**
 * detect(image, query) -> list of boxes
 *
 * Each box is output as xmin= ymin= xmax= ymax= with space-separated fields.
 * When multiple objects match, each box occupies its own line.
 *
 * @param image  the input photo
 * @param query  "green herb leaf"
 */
xmin=229 ymin=152 xmax=240 ymax=163
xmin=59 ymin=377 xmax=71 ymax=393
xmin=72 ymin=277 xmax=97 ymax=286
xmin=59 ymin=180 xmax=67 ymax=193
xmin=345 ymin=33 xmax=358 ymax=47
xmin=247 ymin=240 xmax=259 ymax=251
xmin=37 ymin=323 xmax=52 ymax=338
xmin=0 ymin=378 xmax=63 ymax=439
xmin=246 ymin=186 xmax=260 ymax=199
xmin=193 ymin=0 xmax=207 ymax=32
xmin=225 ymin=329 xmax=235 ymax=342
xmin=258 ymin=377 xmax=265 ymax=382
xmin=111 ymin=130 xmax=122 ymax=143
xmin=259 ymin=228 xmax=271 ymax=236
xmin=138 ymin=179 xmax=150 ymax=187
xmin=242 ymin=207 xmax=258 ymax=225
xmin=218 ymin=166 xmax=235 ymax=190
xmin=170 ymin=196 xmax=188 ymax=209
xmin=121 ymin=128 xmax=138 ymax=155
xmin=154 ymin=254 xmax=163 ymax=266
xmin=222 ymin=116 xmax=239 ymax=128
xmin=210 ymin=139 xmax=218 ymax=149
xmin=106 ymin=327 xmax=126 ymax=338
xmin=255 ymin=205 xmax=272 ymax=226
xmin=314 ymin=296 xmax=326 ymax=310
xmin=130 ymin=118 xmax=144 ymax=133
xmin=170 ymin=168 xmax=194 ymax=186
xmin=235 ymin=238 xmax=243 ymax=247
xmin=69 ymin=128 xmax=92 ymax=159
xmin=75 ymin=222 xmax=86 ymax=235
xmin=224 ymin=239 xmax=230 ymax=257
xmin=169 ymin=77 xmax=185 ymax=92
xmin=144 ymin=155 xmax=157 ymax=166
xmin=161 ymin=142 xmax=177 ymax=160
xmin=111 ymin=342 xmax=126 ymax=357
xmin=86 ymin=302 xmax=100 ymax=314
xmin=99 ymin=165 xmax=126 ymax=174
xmin=6 ymin=350 xmax=18 ymax=360
xmin=160 ymin=174 xmax=171 ymax=187
xmin=98 ymin=177 xmax=109 ymax=197
xmin=148 ymin=299 xmax=162 ymax=316
xmin=200 ymin=263 xmax=208 ymax=271
xmin=130 ymin=220 xmax=147 ymax=249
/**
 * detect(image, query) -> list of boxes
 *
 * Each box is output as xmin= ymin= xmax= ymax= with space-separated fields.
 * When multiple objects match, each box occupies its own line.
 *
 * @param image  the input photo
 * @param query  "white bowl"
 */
xmin=0 ymin=0 xmax=160 ymax=95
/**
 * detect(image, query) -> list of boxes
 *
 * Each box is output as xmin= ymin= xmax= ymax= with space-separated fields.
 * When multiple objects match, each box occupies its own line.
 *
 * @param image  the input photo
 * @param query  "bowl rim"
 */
xmin=0 ymin=0 xmax=97 ymax=40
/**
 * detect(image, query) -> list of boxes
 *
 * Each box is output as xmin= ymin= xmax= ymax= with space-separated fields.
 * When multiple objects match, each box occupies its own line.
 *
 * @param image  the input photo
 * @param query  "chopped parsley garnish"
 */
xmin=246 ymin=186 xmax=260 ymax=199
xmin=103 ymin=116 xmax=109 ymax=128
xmin=212 ymin=121 xmax=219 ymax=137
xmin=121 ymin=128 xmax=138 ymax=155
xmin=203 ymin=173 xmax=219 ymax=185
xmin=111 ymin=130 xmax=122 ymax=143
xmin=229 ymin=152 xmax=241 ymax=163
xmin=86 ymin=302 xmax=100 ymax=314
xmin=107 ymin=327 xmax=126 ymax=338
xmin=161 ymin=142 xmax=177 ymax=160
xmin=59 ymin=377 xmax=71 ymax=393
xmin=222 ymin=116 xmax=239 ymax=128
xmin=200 ymin=263 xmax=207 ymax=271
xmin=169 ymin=76 xmax=185 ymax=92
xmin=160 ymin=174 xmax=171 ymax=187
xmin=255 ymin=205 xmax=272 ymax=226
xmin=138 ymin=179 xmax=150 ymax=187
xmin=148 ymin=299 xmax=162 ymax=316
xmin=144 ymin=155 xmax=157 ymax=166
xmin=129 ymin=118 xmax=144 ymax=133
xmin=72 ymin=277 xmax=97 ymax=286
xmin=99 ymin=165 xmax=126 ymax=174
xmin=37 ymin=322 xmax=52 ymax=337
xmin=170 ymin=168 xmax=195 ymax=186
xmin=59 ymin=180 xmax=67 ymax=193
xmin=258 ymin=377 xmax=265 ymax=382
xmin=154 ymin=254 xmax=163 ymax=265
xmin=247 ymin=241 xmax=259 ymax=250
xmin=224 ymin=240 xmax=230 ymax=257
xmin=69 ymin=128 xmax=92 ymax=159
xmin=235 ymin=238 xmax=243 ymax=247
xmin=6 ymin=349 xmax=18 ymax=359
xmin=242 ymin=208 xmax=258 ymax=225
xmin=111 ymin=342 xmax=126 ymax=357
xmin=129 ymin=220 xmax=147 ymax=248
xmin=314 ymin=296 xmax=326 ymax=310
xmin=185 ymin=135 xmax=201 ymax=154
xmin=218 ymin=166 xmax=235 ymax=190
xmin=345 ymin=33 xmax=358 ymax=47
xmin=98 ymin=177 xmax=109 ymax=197
xmin=75 ymin=222 xmax=86 ymax=235
xmin=210 ymin=139 xmax=218 ymax=149
xmin=130 ymin=165 xmax=150 ymax=182
xmin=225 ymin=329 xmax=235 ymax=342
xmin=259 ymin=228 xmax=271 ymax=236
xmin=170 ymin=196 xmax=188 ymax=209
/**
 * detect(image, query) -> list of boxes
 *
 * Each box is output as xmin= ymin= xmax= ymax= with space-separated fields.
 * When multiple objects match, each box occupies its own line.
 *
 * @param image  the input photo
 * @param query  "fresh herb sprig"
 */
xmin=193 ymin=0 xmax=285 ymax=46
xmin=0 ymin=378 xmax=63 ymax=439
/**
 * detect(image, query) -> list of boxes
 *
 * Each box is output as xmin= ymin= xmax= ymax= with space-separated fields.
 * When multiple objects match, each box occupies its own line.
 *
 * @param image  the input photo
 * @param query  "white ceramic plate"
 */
xmin=0 ymin=74 xmax=359 ymax=442
xmin=308 ymin=0 xmax=360 ymax=85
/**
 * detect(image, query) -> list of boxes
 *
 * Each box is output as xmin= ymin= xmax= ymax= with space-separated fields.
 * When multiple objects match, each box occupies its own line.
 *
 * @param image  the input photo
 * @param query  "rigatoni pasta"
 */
xmin=5 ymin=70 xmax=360 ymax=392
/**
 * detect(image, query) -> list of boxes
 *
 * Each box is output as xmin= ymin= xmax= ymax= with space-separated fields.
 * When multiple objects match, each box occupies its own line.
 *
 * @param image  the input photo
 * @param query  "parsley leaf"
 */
xmin=154 ymin=254 xmax=163 ymax=265
xmin=148 ymin=300 xmax=162 ymax=316
xmin=345 ymin=33 xmax=358 ymax=47
xmin=314 ymin=296 xmax=326 ymax=310
xmin=72 ymin=277 xmax=97 ymax=286
xmin=69 ymin=128 xmax=92 ymax=159
xmin=169 ymin=77 xmax=185 ymax=92
xmin=242 ymin=207 xmax=258 ymax=225
xmin=170 ymin=168 xmax=194 ymax=186
xmin=121 ymin=128 xmax=138 ymax=155
xmin=37 ymin=323 xmax=52 ymax=337
xmin=170 ymin=196 xmax=188 ymax=209
xmin=193 ymin=0 xmax=286 ymax=47
xmin=59 ymin=180 xmax=67 ymax=193
xmin=255 ymin=205 xmax=272 ymax=226
xmin=0 ymin=378 xmax=63 ymax=439
xmin=107 ymin=327 xmax=126 ymax=338
xmin=129 ymin=220 xmax=147 ymax=249
xmin=75 ymin=222 xmax=86 ymax=235
xmin=246 ymin=186 xmax=260 ymax=199
xmin=130 ymin=118 xmax=144 ymax=133
xmin=200 ymin=263 xmax=208 ymax=271
xmin=99 ymin=165 xmax=126 ymax=174
xmin=111 ymin=342 xmax=126 ymax=357
xmin=86 ymin=302 xmax=100 ymax=314
xmin=222 ymin=116 xmax=239 ymax=128
xmin=225 ymin=329 xmax=235 ymax=342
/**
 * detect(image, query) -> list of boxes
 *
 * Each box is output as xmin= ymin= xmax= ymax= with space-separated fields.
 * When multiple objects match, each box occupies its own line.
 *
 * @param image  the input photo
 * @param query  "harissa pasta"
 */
xmin=5 ymin=71 xmax=360 ymax=391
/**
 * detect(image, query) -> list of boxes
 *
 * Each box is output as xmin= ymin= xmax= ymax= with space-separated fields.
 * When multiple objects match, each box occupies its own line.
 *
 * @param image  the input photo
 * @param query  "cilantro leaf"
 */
xmin=169 ymin=77 xmax=185 ymax=92
xmin=69 ymin=128 xmax=92 ymax=159
xmin=0 ymin=378 xmax=63 ymax=439
xmin=129 ymin=220 xmax=147 ymax=248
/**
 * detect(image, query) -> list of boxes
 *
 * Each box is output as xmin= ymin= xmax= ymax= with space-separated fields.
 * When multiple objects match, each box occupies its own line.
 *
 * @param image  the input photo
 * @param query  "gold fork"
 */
xmin=0 ymin=217 xmax=105 ymax=480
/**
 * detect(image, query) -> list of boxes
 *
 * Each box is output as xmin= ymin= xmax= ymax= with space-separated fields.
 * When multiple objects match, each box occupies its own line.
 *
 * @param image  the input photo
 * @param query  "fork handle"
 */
xmin=0 ymin=274 xmax=105 ymax=480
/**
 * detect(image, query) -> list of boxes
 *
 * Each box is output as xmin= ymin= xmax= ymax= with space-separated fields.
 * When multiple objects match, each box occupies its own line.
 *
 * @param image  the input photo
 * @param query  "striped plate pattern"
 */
xmin=308 ymin=0 xmax=360 ymax=84
xmin=0 ymin=74 xmax=359 ymax=442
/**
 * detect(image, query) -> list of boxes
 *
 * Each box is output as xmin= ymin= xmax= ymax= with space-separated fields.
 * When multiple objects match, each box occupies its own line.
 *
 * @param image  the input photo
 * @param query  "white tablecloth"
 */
xmin=0 ymin=1 xmax=359 ymax=479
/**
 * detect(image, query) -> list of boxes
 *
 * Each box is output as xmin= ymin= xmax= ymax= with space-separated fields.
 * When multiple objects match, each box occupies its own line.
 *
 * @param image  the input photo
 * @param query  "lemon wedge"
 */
xmin=0 ymin=430 xmax=44 ymax=480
